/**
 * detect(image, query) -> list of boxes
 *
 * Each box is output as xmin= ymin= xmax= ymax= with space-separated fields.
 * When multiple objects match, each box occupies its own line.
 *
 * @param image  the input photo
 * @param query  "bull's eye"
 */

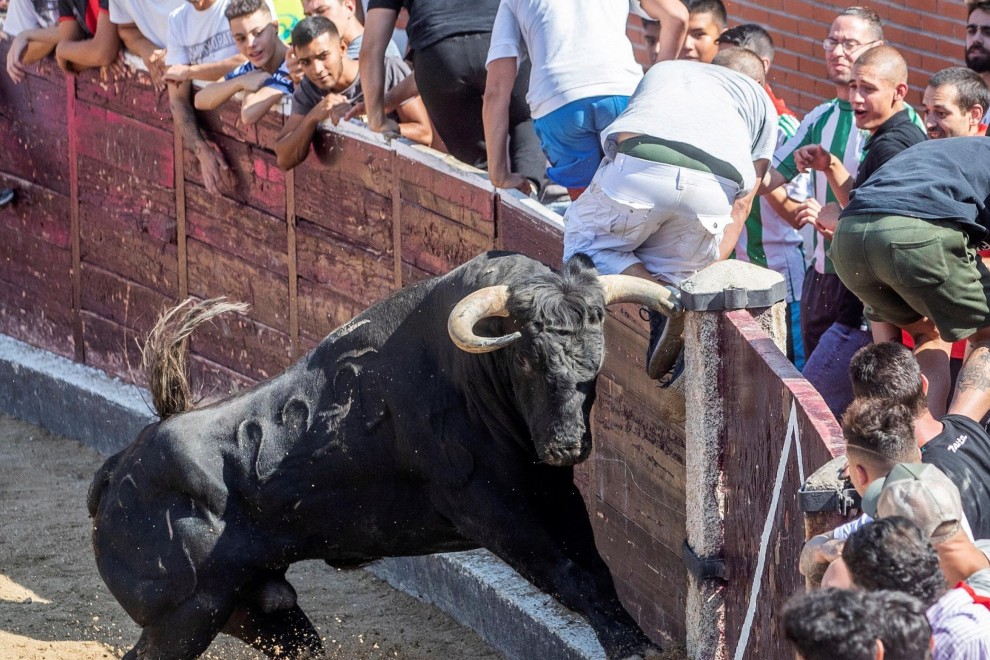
xmin=516 ymin=353 xmax=531 ymax=371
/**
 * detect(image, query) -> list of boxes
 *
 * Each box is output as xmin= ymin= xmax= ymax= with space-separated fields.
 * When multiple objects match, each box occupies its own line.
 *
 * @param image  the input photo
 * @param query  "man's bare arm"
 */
xmin=638 ymin=0 xmax=688 ymax=62
xmin=55 ymin=13 xmax=120 ymax=71
xmin=164 ymin=54 xmax=246 ymax=84
xmin=359 ymin=7 xmax=399 ymax=133
xmin=168 ymin=79 xmax=231 ymax=194
xmin=483 ymin=56 xmax=528 ymax=192
xmin=394 ymin=95 xmax=433 ymax=146
xmin=718 ymin=159 xmax=770 ymax=259
xmin=117 ymin=23 xmax=166 ymax=90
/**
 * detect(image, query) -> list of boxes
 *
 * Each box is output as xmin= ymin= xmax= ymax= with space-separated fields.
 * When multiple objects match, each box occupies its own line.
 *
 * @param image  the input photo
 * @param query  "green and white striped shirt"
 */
xmin=735 ymin=111 xmax=805 ymax=303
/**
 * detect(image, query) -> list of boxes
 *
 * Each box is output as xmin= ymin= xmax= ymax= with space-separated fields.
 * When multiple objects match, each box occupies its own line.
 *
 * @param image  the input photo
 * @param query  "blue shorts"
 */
xmin=532 ymin=95 xmax=630 ymax=189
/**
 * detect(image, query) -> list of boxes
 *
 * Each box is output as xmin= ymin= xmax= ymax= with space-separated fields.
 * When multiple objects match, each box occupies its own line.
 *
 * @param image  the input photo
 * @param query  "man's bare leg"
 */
xmin=903 ymin=317 xmax=952 ymax=419
xmin=949 ymin=326 xmax=990 ymax=422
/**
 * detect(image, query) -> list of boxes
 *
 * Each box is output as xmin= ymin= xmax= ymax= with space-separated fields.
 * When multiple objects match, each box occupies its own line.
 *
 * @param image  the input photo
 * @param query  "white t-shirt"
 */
xmin=602 ymin=60 xmax=779 ymax=197
xmin=109 ymin=0 xmax=183 ymax=49
xmin=165 ymin=0 xmax=238 ymax=66
xmin=2 ymin=0 xmax=58 ymax=36
xmin=485 ymin=0 xmax=644 ymax=119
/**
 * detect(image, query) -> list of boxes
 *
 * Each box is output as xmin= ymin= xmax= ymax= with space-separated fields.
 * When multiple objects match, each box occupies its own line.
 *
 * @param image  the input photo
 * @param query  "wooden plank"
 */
xmin=80 ymin=215 xmax=179 ymax=298
xmin=496 ymin=200 xmax=564 ymax=267
xmin=195 ymin=96 xmax=285 ymax=149
xmin=75 ymin=102 xmax=175 ymax=187
xmin=77 ymin=155 xmax=176 ymax=243
xmin=69 ymin=75 xmax=83 ymax=363
xmin=294 ymin=160 xmax=394 ymax=255
xmin=0 ymin=278 xmax=75 ymax=360
xmin=397 ymin=154 xmax=494 ymax=234
xmin=600 ymin=315 xmax=686 ymax=435
xmin=295 ymin=219 xmax=395 ymax=307
xmin=296 ymin=279 xmax=363 ymax=344
xmin=186 ymin=239 xmax=290 ymax=333
xmin=400 ymin=261 xmax=435 ymax=287
xmin=74 ymin=67 xmax=172 ymax=126
xmin=400 ymin=201 xmax=493 ymax=276
xmin=591 ymin=499 xmax=688 ymax=647
xmin=81 ymin=311 xmax=149 ymax=385
xmin=0 ymin=116 xmax=70 ymax=196
xmin=0 ymin=224 xmax=72 ymax=298
xmin=311 ymin=130 xmax=394 ymax=196
xmin=592 ymin=376 xmax=686 ymax=551
xmin=80 ymin=264 xmax=175 ymax=336
xmin=719 ymin=311 xmax=838 ymax=659
xmin=183 ymin=133 xmax=287 ymax=219
xmin=188 ymin=353 xmax=258 ymax=406
xmin=0 ymin=65 xmax=67 ymax=128
xmin=187 ymin=313 xmax=293 ymax=382
xmin=0 ymin=173 xmax=72 ymax=249
xmin=185 ymin=184 xmax=288 ymax=276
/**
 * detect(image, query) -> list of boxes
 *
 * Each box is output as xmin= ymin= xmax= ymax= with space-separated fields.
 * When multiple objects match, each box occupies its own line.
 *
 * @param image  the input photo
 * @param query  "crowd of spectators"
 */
xmin=5 ymin=0 xmax=990 ymax=654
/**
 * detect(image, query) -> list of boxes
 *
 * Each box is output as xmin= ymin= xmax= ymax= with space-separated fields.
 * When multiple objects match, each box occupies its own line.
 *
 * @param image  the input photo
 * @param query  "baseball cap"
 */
xmin=861 ymin=463 xmax=963 ymax=545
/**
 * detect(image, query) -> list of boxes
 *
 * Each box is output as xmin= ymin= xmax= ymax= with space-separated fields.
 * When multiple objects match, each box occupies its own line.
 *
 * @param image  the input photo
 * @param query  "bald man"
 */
xmin=788 ymin=46 xmax=927 ymax=417
xmin=794 ymin=46 xmax=925 ymax=208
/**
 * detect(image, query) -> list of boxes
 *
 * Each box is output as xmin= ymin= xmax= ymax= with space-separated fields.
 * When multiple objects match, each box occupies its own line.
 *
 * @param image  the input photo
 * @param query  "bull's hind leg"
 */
xmin=122 ymin=591 xmax=235 ymax=660
xmin=222 ymin=603 xmax=323 ymax=658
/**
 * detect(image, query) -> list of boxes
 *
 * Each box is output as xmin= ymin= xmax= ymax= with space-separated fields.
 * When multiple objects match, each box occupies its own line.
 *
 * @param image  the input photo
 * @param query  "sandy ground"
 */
xmin=0 ymin=415 xmax=501 ymax=660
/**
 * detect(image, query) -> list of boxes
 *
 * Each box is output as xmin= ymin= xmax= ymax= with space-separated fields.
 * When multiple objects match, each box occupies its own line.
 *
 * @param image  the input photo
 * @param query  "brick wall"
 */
xmin=627 ymin=0 xmax=970 ymax=116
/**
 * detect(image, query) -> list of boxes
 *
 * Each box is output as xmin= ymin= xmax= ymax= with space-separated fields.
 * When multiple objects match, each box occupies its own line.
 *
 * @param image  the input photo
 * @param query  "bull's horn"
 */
xmin=599 ymin=275 xmax=682 ymax=317
xmin=448 ymin=285 xmax=522 ymax=354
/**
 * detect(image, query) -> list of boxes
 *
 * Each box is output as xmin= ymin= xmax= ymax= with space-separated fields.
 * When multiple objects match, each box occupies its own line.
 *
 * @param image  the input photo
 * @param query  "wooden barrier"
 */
xmin=0 ymin=46 xmax=841 ymax=656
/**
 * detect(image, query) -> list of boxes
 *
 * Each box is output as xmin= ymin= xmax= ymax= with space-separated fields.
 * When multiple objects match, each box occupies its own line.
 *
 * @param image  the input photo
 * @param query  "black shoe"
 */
xmin=0 ymin=188 xmax=13 ymax=209
xmin=644 ymin=308 xmax=685 ymax=386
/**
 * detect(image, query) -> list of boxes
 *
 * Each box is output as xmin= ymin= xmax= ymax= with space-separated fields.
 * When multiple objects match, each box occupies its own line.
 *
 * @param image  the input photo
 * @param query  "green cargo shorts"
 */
xmin=830 ymin=213 xmax=990 ymax=342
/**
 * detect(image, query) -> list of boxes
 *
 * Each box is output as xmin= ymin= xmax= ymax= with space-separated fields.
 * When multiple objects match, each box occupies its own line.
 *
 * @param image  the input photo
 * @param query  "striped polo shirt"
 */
xmin=735 ymin=109 xmax=805 ymax=303
xmin=774 ymin=98 xmax=924 ymax=275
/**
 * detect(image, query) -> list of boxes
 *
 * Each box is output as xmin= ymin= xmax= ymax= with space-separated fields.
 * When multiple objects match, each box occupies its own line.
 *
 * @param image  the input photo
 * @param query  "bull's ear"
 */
xmin=565 ymin=253 xmax=599 ymax=278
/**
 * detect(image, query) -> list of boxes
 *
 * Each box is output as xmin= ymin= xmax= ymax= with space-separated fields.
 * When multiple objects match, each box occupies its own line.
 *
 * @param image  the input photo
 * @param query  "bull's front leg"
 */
xmin=438 ymin=469 xmax=659 ymax=659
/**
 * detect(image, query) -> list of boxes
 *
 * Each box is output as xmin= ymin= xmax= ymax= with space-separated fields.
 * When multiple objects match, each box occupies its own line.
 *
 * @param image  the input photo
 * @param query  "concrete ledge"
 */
xmin=0 ymin=333 xmax=604 ymax=660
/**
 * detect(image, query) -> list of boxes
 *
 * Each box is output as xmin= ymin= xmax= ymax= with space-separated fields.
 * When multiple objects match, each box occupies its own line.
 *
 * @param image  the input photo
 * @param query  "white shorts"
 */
xmin=562 ymin=153 xmax=738 ymax=285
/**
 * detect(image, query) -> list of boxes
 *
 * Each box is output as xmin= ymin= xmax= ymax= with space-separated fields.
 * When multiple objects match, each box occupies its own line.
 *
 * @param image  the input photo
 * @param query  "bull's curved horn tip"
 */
xmin=598 ymin=274 xmax=682 ymax=316
xmin=448 ymin=285 xmax=521 ymax=354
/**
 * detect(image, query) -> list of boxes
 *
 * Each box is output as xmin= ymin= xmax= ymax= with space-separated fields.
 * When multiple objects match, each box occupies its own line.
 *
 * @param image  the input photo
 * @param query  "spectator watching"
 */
xmin=165 ymin=0 xmax=249 ymax=196
xmin=678 ymin=0 xmax=726 ymax=63
xmin=195 ymin=0 xmax=292 ymax=126
xmin=966 ymin=1 xmax=990 ymax=87
xmin=717 ymin=23 xmax=807 ymax=368
xmin=274 ymin=16 xmax=431 ymax=170
xmin=300 ymin=0 xmax=400 ymax=59
xmin=923 ymin=66 xmax=989 ymax=139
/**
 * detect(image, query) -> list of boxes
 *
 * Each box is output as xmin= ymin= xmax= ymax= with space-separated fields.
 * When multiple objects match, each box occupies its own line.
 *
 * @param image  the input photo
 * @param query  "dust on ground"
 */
xmin=0 ymin=415 xmax=501 ymax=659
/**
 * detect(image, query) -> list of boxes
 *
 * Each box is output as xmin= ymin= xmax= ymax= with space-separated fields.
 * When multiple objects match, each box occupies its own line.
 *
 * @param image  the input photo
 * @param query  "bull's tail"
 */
xmin=142 ymin=297 xmax=249 ymax=419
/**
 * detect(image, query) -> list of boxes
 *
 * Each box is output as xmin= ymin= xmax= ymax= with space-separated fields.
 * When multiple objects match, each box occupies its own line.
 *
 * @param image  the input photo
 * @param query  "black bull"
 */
xmin=88 ymin=252 xmax=680 ymax=659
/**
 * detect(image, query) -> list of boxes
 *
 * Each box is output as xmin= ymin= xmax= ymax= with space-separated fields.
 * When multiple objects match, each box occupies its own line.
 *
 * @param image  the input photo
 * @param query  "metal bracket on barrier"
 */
xmin=682 ymin=540 xmax=727 ymax=582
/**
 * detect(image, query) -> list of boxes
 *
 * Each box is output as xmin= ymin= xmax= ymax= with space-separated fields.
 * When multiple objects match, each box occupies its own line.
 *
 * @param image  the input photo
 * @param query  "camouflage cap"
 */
xmin=862 ymin=463 xmax=963 ymax=545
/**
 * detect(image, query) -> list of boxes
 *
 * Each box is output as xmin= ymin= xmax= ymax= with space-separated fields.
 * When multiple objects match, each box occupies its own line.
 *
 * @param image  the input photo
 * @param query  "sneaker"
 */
xmin=644 ymin=308 xmax=685 ymax=386
xmin=0 ymin=188 xmax=13 ymax=209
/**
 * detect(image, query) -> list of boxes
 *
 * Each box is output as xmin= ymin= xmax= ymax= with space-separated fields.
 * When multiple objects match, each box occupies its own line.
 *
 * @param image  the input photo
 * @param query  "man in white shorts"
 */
xmin=562 ymin=49 xmax=777 ymax=378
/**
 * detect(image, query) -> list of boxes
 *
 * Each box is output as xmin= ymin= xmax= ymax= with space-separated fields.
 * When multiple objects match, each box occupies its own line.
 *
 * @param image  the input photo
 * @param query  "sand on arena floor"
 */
xmin=0 ymin=414 xmax=500 ymax=660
